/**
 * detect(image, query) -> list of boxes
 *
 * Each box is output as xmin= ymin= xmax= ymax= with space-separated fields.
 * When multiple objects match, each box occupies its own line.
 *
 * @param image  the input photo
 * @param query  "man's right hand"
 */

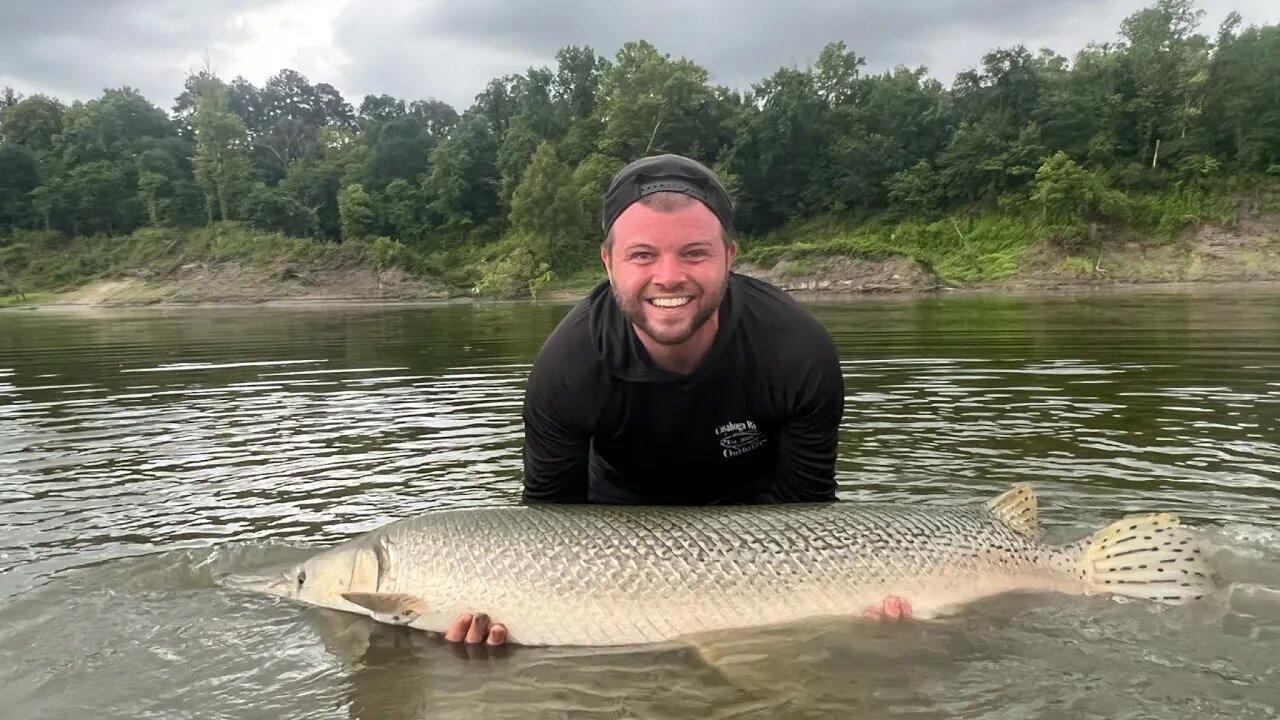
xmin=444 ymin=612 xmax=507 ymax=645
xmin=863 ymin=595 xmax=912 ymax=621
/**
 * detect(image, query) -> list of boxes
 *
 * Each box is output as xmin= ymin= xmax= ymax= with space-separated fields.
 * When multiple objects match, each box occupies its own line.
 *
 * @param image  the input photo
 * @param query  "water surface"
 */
xmin=1 ymin=289 xmax=1278 ymax=719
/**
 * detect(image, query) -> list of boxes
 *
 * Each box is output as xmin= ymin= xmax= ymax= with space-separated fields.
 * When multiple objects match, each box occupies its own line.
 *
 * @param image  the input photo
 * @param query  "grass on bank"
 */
xmin=0 ymin=180 xmax=1274 ymax=301
xmin=737 ymin=183 xmax=1256 ymax=282
xmin=0 ymin=292 xmax=56 ymax=308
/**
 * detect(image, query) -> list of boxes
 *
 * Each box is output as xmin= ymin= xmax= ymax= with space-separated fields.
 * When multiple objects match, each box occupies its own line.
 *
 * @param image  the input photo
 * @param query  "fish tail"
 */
xmin=1075 ymin=512 xmax=1214 ymax=603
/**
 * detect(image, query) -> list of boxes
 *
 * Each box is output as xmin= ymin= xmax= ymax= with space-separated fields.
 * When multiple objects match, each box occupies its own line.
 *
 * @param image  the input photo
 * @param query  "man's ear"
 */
xmin=725 ymin=241 xmax=737 ymax=267
xmin=600 ymin=243 xmax=612 ymax=278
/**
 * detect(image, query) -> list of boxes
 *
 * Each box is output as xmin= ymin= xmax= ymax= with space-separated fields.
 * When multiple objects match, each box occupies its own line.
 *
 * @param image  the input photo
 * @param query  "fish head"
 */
xmin=259 ymin=538 xmax=386 ymax=613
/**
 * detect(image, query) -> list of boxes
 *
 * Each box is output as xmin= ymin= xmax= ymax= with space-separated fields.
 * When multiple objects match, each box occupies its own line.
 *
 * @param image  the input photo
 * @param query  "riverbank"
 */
xmin=736 ymin=205 xmax=1280 ymax=296
xmin=2 ymin=192 xmax=1277 ymax=308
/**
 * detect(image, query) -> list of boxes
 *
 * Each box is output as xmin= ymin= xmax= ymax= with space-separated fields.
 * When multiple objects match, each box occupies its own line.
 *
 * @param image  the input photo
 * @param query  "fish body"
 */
xmin=244 ymin=484 xmax=1214 ymax=647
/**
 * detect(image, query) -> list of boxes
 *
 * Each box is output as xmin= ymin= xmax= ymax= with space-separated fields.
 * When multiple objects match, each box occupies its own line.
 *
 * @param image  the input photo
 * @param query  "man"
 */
xmin=522 ymin=152 xmax=845 ymax=506
xmin=445 ymin=154 xmax=909 ymax=646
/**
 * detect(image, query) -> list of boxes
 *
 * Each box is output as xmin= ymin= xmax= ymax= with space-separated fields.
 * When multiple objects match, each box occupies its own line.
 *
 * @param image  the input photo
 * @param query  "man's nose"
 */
xmin=650 ymin=253 xmax=685 ymax=287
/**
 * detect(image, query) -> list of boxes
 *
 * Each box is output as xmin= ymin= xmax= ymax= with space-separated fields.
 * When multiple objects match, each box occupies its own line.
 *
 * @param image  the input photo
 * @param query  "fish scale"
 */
xmin=374 ymin=502 xmax=1065 ymax=645
xmin=248 ymin=484 xmax=1217 ymax=647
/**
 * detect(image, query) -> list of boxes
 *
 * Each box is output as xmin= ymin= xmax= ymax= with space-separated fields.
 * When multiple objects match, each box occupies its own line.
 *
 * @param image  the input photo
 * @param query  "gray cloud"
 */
xmin=0 ymin=0 xmax=263 ymax=107
xmin=329 ymin=0 xmax=1278 ymax=110
xmin=2 ymin=0 xmax=1277 ymax=114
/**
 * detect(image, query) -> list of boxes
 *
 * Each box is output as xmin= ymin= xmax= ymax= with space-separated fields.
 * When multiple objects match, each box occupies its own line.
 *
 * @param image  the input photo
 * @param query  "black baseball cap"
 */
xmin=600 ymin=153 xmax=734 ymax=233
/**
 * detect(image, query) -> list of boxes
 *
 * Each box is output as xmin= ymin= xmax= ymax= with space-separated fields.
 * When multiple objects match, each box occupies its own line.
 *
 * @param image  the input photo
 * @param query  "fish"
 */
xmin=234 ymin=483 xmax=1215 ymax=647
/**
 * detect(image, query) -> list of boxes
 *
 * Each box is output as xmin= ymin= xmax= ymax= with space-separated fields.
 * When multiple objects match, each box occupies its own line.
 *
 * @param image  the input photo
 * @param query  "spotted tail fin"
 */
xmin=1078 ymin=513 xmax=1214 ymax=603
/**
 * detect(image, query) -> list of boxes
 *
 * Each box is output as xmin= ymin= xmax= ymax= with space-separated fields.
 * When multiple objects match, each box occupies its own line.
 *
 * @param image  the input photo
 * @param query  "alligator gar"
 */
xmin=236 ymin=484 xmax=1214 ymax=646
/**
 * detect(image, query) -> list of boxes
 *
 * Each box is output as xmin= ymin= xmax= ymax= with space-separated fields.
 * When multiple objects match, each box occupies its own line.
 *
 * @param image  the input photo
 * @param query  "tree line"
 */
xmin=0 ymin=0 xmax=1276 ymax=288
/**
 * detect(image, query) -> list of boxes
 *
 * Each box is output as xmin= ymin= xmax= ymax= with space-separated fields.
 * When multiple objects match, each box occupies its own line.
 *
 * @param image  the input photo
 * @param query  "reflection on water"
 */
xmin=1 ymin=290 xmax=1278 ymax=719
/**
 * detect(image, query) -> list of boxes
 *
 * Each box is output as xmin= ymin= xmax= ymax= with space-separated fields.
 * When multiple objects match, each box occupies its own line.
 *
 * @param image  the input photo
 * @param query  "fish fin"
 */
xmin=341 ymin=592 xmax=430 ymax=624
xmin=372 ymin=535 xmax=393 ymax=588
xmin=985 ymin=483 xmax=1039 ymax=539
xmin=1079 ymin=513 xmax=1215 ymax=603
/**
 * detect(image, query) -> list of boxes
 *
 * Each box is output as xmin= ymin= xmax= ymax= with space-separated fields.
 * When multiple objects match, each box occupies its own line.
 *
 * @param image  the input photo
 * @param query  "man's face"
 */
xmin=601 ymin=199 xmax=736 ymax=347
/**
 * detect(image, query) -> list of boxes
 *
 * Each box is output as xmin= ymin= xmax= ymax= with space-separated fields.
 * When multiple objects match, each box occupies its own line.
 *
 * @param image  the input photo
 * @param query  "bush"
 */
xmin=472 ymin=242 xmax=556 ymax=299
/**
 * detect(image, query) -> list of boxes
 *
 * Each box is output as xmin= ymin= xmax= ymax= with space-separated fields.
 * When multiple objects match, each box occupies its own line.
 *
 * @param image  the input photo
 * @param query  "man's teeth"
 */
xmin=650 ymin=297 xmax=692 ymax=308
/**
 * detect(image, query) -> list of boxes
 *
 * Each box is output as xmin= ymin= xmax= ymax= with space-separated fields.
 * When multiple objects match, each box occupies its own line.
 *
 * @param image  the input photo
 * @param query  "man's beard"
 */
xmin=611 ymin=278 xmax=727 ymax=346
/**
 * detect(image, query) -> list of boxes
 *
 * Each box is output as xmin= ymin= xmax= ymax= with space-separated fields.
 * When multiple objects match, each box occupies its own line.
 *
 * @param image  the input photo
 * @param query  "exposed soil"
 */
xmin=737 ymin=213 xmax=1280 ymax=297
xmin=44 ymin=260 xmax=451 ymax=306
xmin=12 ymin=213 xmax=1280 ymax=307
xmin=735 ymin=254 xmax=941 ymax=294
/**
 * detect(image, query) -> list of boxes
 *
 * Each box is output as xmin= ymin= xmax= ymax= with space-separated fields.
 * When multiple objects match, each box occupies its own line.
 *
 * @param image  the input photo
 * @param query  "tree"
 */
xmin=0 ymin=144 xmax=39 ymax=229
xmin=361 ymin=115 xmax=435 ymax=192
xmin=1202 ymin=17 xmax=1280 ymax=171
xmin=421 ymin=117 xmax=501 ymax=236
xmin=57 ymin=87 xmax=171 ymax=167
xmin=338 ymin=183 xmax=376 ymax=241
xmin=243 ymin=183 xmax=314 ymax=236
xmin=497 ymin=67 xmax=563 ymax=207
xmin=381 ymin=178 xmax=427 ymax=244
xmin=191 ymin=75 xmax=256 ymax=223
xmin=722 ymin=66 xmax=829 ymax=231
xmin=593 ymin=41 xmax=727 ymax=162
xmin=1030 ymin=151 xmax=1128 ymax=225
xmin=1116 ymin=0 xmax=1210 ymax=168
xmin=0 ymin=94 xmax=66 ymax=153
xmin=508 ymin=142 xmax=589 ymax=271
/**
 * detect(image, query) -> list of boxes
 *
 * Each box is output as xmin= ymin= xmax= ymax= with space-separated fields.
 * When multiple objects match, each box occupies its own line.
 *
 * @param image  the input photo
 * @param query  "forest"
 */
xmin=1 ymin=0 xmax=1277 ymax=299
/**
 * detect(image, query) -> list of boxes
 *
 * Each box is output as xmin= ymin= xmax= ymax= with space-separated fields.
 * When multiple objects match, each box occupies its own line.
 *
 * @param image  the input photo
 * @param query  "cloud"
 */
xmin=327 ymin=0 xmax=1280 ymax=110
xmin=1 ymin=0 xmax=1277 ymax=114
xmin=0 ymin=0 xmax=267 ymax=106
xmin=0 ymin=0 xmax=349 ymax=111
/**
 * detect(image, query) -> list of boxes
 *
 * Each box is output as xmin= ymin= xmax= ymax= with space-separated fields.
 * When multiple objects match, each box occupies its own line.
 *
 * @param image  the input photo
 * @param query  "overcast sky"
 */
xmin=2 ymin=0 xmax=1277 ymax=114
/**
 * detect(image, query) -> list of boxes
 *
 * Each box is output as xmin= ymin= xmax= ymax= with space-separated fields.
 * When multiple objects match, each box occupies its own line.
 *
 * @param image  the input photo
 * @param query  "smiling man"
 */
xmin=522 ymin=153 xmax=846 ymax=507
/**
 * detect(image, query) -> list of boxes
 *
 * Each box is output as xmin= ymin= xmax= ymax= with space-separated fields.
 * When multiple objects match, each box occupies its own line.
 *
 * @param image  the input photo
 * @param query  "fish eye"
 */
xmin=297 ymin=570 xmax=306 ymax=587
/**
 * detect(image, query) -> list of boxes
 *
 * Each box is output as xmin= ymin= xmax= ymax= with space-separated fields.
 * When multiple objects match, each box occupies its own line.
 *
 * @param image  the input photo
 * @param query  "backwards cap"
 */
xmin=600 ymin=153 xmax=734 ymax=234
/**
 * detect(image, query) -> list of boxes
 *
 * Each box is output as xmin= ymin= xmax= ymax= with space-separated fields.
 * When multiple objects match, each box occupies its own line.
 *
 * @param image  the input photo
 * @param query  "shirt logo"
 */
xmin=715 ymin=420 xmax=767 ymax=458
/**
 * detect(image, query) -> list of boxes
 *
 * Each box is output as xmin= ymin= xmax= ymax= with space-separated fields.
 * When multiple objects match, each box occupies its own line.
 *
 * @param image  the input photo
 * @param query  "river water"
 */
xmin=1 ymin=287 xmax=1278 ymax=719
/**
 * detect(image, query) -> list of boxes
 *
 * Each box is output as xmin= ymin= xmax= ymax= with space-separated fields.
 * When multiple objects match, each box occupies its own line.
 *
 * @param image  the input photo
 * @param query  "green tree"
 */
xmin=338 ymin=182 xmax=376 ymax=241
xmin=1030 ymin=151 xmax=1127 ymax=224
xmin=361 ymin=115 xmax=435 ymax=192
xmin=381 ymin=178 xmax=427 ymax=244
xmin=0 ymin=144 xmax=39 ymax=230
xmin=242 ymin=183 xmax=315 ymax=236
xmin=1202 ymin=17 xmax=1280 ymax=171
xmin=509 ymin=141 xmax=589 ymax=271
xmin=1116 ymin=0 xmax=1210 ymax=168
xmin=594 ymin=41 xmax=727 ymax=162
xmin=0 ymin=94 xmax=66 ymax=153
xmin=497 ymin=68 xmax=563 ymax=207
xmin=191 ymin=75 xmax=256 ymax=223
xmin=722 ymin=67 xmax=829 ymax=231
xmin=421 ymin=116 xmax=501 ymax=236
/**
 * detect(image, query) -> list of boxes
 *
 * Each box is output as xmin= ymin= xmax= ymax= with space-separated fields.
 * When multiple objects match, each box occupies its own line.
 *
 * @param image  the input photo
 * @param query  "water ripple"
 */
xmin=1 ymin=294 xmax=1278 ymax=719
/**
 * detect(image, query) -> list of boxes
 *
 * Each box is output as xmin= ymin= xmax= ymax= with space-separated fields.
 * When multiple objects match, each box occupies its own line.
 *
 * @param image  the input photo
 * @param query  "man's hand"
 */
xmin=444 ymin=612 xmax=507 ymax=645
xmin=863 ymin=595 xmax=912 ymax=621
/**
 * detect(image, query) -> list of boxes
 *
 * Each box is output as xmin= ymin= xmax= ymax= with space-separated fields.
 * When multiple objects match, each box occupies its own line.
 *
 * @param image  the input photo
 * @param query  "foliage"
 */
xmin=337 ymin=183 xmax=376 ymax=241
xmin=472 ymin=238 xmax=556 ymax=299
xmin=2 ymin=1 xmax=1279 ymax=296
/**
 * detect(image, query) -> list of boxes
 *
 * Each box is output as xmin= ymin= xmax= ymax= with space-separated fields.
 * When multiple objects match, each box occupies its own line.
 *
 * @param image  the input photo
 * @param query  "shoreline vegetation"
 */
xmin=1 ymin=185 xmax=1278 ymax=309
xmin=2 ymin=0 xmax=1279 ymax=308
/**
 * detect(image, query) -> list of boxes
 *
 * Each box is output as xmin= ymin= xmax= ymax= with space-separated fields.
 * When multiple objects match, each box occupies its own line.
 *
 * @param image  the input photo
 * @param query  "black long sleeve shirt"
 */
xmin=520 ymin=272 xmax=844 ymax=505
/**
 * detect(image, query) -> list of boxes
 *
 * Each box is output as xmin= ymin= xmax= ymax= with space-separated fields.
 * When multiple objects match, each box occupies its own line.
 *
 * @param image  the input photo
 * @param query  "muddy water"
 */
xmin=1 ymin=288 xmax=1278 ymax=719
